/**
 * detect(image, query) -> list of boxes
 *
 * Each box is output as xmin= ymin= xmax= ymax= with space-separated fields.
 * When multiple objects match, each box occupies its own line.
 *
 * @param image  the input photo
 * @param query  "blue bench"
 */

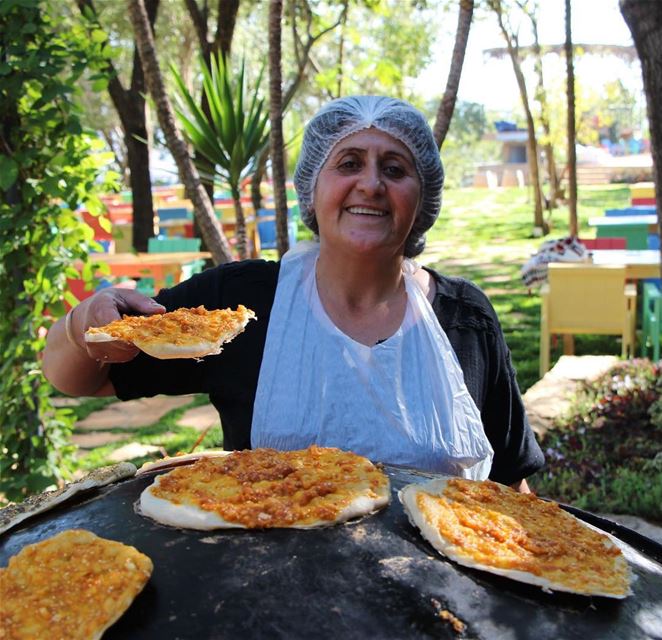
xmin=605 ymin=206 xmax=656 ymax=217
xmin=257 ymin=208 xmax=297 ymax=250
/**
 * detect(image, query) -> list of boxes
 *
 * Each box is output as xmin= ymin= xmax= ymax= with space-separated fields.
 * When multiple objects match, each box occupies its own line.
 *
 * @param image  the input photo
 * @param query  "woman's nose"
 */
xmin=356 ymin=165 xmax=385 ymax=196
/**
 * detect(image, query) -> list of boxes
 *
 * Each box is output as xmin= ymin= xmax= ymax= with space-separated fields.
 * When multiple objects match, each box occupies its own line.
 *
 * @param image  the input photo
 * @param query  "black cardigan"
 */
xmin=111 ymin=260 xmax=544 ymax=485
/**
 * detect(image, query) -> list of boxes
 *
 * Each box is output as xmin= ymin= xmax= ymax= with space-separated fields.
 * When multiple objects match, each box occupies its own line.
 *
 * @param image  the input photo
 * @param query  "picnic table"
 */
xmin=589 ymin=249 xmax=661 ymax=279
xmin=588 ymin=215 xmax=659 ymax=249
xmin=89 ymin=251 xmax=212 ymax=291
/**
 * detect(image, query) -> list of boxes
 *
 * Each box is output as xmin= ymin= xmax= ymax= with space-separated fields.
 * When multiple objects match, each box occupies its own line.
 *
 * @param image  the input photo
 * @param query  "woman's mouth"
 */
xmin=346 ymin=206 xmax=387 ymax=217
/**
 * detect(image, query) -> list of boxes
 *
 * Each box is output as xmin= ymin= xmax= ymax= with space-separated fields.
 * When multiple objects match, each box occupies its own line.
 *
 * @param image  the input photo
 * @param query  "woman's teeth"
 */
xmin=346 ymin=207 xmax=387 ymax=217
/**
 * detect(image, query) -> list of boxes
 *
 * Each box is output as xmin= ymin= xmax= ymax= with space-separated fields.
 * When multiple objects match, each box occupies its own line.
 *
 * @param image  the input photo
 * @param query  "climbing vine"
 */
xmin=0 ymin=0 xmax=118 ymax=502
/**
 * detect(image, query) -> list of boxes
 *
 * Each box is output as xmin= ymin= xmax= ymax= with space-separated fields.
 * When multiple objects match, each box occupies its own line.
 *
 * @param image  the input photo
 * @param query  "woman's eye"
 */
xmin=383 ymin=165 xmax=405 ymax=179
xmin=338 ymin=159 xmax=360 ymax=172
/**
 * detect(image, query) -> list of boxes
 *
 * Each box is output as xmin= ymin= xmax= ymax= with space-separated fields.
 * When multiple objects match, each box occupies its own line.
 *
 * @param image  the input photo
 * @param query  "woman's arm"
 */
xmin=43 ymin=288 xmax=165 ymax=397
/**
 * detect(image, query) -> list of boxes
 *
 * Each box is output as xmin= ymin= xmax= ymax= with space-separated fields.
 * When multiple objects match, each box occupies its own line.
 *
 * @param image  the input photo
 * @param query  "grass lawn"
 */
xmin=423 ymin=184 xmax=632 ymax=391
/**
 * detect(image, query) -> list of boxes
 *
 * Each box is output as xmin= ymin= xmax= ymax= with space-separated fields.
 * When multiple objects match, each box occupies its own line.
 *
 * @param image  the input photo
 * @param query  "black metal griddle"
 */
xmin=1 ymin=466 xmax=661 ymax=640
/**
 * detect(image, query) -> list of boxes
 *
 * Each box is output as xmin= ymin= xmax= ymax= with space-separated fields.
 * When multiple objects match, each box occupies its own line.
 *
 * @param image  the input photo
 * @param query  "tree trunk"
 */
xmin=214 ymin=0 xmax=240 ymax=57
xmin=565 ymin=0 xmax=578 ymax=237
xmin=128 ymin=0 xmax=234 ymax=264
xmin=490 ymin=0 xmax=546 ymax=233
xmin=524 ymin=4 xmax=560 ymax=208
xmin=250 ymin=2 xmax=347 ymax=213
xmin=268 ymin=0 xmax=290 ymax=257
xmin=251 ymin=151 xmax=268 ymax=216
xmin=231 ymin=186 xmax=247 ymax=259
xmin=76 ymin=0 xmax=159 ymax=252
xmin=433 ymin=0 xmax=474 ymax=149
xmin=620 ymin=0 xmax=662 ymax=275
xmin=335 ymin=0 xmax=349 ymax=98
xmin=184 ymin=0 xmax=241 ymax=247
xmin=126 ymin=129 xmax=154 ymax=251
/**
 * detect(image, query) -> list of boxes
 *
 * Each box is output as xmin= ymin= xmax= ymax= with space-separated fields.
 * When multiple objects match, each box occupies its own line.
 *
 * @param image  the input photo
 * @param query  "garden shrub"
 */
xmin=0 ymin=0 xmax=117 ymax=502
xmin=533 ymin=359 xmax=662 ymax=522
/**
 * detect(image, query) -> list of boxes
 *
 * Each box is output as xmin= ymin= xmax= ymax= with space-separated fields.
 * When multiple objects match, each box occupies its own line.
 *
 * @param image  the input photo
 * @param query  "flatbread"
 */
xmin=139 ymin=446 xmax=391 ymax=530
xmin=0 ymin=529 xmax=153 ymax=640
xmin=399 ymin=477 xmax=631 ymax=598
xmin=84 ymin=305 xmax=256 ymax=359
xmin=0 ymin=462 xmax=136 ymax=536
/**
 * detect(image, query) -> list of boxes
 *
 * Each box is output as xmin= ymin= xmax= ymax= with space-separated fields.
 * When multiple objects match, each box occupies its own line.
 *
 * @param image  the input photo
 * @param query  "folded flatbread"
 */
xmin=399 ymin=477 xmax=631 ymax=598
xmin=85 ymin=305 xmax=256 ymax=359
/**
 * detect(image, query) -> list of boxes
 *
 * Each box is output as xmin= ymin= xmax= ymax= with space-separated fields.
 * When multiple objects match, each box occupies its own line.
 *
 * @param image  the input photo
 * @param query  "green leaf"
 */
xmin=90 ymin=29 xmax=107 ymax=44
xmin=91 ymin=77 xmax=108 ymax=91
xmin=0 ymin=156 xmax=19 ymax=191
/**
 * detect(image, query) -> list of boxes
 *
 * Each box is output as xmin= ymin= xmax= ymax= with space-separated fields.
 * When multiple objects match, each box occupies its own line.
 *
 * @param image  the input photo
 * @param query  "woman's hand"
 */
xmin=71 ymin=288 xmax=165 ymax=364
xmin=43 ymin=288 xmax=165 ymax=397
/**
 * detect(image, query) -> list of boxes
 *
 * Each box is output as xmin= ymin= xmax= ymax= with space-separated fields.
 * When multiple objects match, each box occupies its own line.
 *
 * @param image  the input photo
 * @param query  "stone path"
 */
xmin=70 ymin=394 xmax=220 ymax=458
xmin=522 ymin=354 xmax=620 ymax=437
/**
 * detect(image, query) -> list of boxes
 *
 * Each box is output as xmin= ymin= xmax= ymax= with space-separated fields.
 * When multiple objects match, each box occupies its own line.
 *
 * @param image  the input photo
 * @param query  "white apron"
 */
xmin=251 ymin=242 xmax=493 ymax=479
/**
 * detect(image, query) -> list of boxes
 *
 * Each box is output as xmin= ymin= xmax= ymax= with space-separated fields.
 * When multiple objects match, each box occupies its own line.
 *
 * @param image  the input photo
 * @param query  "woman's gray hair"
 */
xmin=293 ymin=95 xmax=444 ymax=257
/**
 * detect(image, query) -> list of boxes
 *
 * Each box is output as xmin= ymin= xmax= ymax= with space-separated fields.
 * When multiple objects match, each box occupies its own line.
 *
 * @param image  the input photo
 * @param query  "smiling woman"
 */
xmin=313 ymin=129 xmax=421 ymax=259
xmin=43 ymin=95 xmax=543 ymax=490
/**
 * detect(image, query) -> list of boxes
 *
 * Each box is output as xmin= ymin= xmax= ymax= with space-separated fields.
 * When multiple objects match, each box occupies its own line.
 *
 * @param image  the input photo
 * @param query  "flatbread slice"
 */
xmin=399 ymin=477 xmax=631 ymax=598
xmin=85 ymin=305 xmax=256 ymax=359
xmin=0 ymin=529 xmax=153 ymax=640
xmin=139 ymin=446 xmax=391 ymax=530
xmin=0 ymin=462 xmax=136 ymax=536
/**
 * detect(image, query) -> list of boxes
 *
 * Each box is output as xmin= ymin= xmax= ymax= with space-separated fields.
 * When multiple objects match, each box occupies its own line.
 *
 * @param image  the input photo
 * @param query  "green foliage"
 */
xmin=172 ymin=53 xmax=270 ymax=192
xmin=0 ymin=0 xmax=117 ymax=503
xmin=437 ymin=101 xmax=500 ymax=188
xmin=533 ymin=360 xmax=662 ymax=521
xmin=172 ymin=52 xmax=270 ymax=257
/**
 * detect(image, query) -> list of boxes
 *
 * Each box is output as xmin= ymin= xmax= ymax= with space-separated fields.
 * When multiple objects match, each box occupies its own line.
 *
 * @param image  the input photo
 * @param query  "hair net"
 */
xmin=293 ymin=95 xmax=444 ymax=257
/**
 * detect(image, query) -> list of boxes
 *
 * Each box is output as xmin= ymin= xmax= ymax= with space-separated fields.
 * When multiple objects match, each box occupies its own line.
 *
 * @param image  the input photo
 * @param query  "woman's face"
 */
xmin=312 ymin=128 xmax=421 ymax=256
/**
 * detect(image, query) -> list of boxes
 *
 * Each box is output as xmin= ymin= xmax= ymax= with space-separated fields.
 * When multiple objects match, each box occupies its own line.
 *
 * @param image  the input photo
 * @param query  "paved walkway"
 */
xmin=67 ymin=394 xmax=220 ymax=458
xmin=522 ymin=355 xmax=620 ymax=437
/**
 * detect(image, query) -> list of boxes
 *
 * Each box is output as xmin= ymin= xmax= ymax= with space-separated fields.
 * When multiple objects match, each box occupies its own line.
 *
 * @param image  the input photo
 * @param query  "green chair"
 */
xmin=641 ymin=282 xmax=661 ymax=361
xmin=139 ymin=237 xmax=205 ymax=294
xmin=147 ymin=237 xmax=202 ymax=253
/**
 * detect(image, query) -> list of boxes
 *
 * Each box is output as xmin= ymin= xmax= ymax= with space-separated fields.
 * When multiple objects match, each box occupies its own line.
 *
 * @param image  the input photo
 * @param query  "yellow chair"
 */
xmin=539 ymin=264 xmax=637 ymax=375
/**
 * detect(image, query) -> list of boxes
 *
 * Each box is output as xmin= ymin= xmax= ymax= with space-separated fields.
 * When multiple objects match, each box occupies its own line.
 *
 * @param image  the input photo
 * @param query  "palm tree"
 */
xmin=128 ymin=0 xmax=234 ymax=264
xmin=173 ymin=54 xmax=270 ymax=259
xmin=518 ymin=0 xmax=561 ymax=209
xmin=433 ymin=0 xmax=474 ymax=148
xmin=268 ymin=0 xmax=290 ymax=256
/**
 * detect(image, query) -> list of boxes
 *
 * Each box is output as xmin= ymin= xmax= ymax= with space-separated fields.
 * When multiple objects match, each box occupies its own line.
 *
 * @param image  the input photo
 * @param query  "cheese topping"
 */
xmin=148 ymin=446 xmax=390 ymax=528
xmin=416 ymin=478 xmax=630 ymax=597
xmin=85 ymin=305 xmax=255 ymax=347
xmin=0 ymin=529 xmax=153 ymax=640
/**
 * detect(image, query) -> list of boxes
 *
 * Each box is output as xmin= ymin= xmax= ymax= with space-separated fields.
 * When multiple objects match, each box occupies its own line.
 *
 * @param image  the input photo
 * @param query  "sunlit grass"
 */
xmin=423 ymin=184 xmax=631 ymax=391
